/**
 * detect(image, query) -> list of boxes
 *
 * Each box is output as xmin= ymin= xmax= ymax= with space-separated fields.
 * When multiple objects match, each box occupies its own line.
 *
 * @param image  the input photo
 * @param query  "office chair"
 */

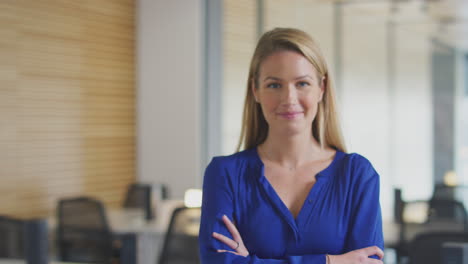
xmin=432 ymin=184 xmax=455 ymax=201
xmin=409 ymin=231 xmax=468 ymax=264
xmin=123 ymin=183 xmax=153 ymax=220
xmin=158 ymin=206 xmax=201 ymax=264
xmin=397 ymin=198 xmax=468 ymax=262
xmin=57 ymin=197 xmax=114 ymax=264
xmin=0 ymin=215 xmax=24 ymax=258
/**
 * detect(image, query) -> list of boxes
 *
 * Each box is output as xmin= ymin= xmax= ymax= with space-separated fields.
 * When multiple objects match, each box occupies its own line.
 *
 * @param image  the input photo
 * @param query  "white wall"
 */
xmin=340 ymin=10 xmax=433 ymax=219
xmin=137 ymin=0 xmax=203 ymax=198
xmin=393 ymin=27 xmax=433 ymax=201
xmin=341 ymin=12 xmax=393 ymax=220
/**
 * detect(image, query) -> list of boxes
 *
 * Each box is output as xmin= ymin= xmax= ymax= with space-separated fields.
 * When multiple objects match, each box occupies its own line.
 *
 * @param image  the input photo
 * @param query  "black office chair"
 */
xmin=427 ymin=198 xmax=468 ymax=223
xmin=57 ymin=197 xmax=114 ymax=264
xmin=432 ymin=184 xmax=456 ymax=201
xmin=398 ymin=199 xmax=468 ymax=262
xmin=0 ymin=215 xmax=25 ymax=258
xmin=158 ymin=206 xmax=201 ymax=264
xmin=408 ymin=231 xmax=468 ymax=264
xmin=123 ymin=183 xmax=153 ymax=220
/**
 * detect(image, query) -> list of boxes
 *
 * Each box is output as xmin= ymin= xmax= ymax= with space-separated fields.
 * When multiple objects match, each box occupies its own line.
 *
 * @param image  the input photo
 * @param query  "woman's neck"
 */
xmin=259 ymin=131 xmax=324 ymax=170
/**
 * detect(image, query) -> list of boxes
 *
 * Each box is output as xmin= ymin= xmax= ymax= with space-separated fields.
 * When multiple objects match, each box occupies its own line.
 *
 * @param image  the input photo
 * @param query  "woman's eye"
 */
xmin=267 ymin=83 xmax=281 ymax=89
xmin=297 ymin=81 xmax=310 ymax=87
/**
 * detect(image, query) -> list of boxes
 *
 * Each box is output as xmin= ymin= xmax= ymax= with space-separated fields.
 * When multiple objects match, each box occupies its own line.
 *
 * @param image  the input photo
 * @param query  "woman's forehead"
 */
xmin=258 ymin=50 xmax=319 ymax=79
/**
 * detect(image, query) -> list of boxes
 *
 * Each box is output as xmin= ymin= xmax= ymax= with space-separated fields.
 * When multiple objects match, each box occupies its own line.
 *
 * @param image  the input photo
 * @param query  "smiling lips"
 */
xmin=277 ymin=111 xmax=303 ymax=120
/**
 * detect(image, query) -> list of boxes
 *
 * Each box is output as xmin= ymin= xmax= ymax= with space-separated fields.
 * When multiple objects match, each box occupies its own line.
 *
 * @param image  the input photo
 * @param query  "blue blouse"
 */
xmin=199 ymin=148 xmax=383 ymax=264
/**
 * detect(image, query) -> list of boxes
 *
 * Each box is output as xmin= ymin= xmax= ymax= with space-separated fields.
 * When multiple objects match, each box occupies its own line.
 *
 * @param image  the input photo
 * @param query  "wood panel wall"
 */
xmin=222 ymin=0 xmax=257 ymax=152
xmin=0 ymin=0 xmax=135 ymax=218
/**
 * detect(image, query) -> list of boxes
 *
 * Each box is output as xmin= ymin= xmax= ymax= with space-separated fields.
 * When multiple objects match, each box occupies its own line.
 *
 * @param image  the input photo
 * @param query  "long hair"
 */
xmin=236 ymin=28 xmax=347 ymax=153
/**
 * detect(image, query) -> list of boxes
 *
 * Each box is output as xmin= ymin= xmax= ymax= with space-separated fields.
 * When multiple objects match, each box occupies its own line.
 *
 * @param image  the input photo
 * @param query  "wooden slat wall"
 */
xmin=0 ymin=0 xmax=135 ymax=218
xmin=222 ymin=0 xmax=257 ymax=153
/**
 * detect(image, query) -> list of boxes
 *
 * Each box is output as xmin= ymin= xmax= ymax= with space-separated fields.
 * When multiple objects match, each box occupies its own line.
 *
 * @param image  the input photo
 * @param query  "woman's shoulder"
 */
xmin=342 ymin=152 xmax=373 ymax=167
xmin=206 ymin=148 xmax=260 ymax=172
xmin=204 ymin=148 xmax=261 ymax=186
xmin=338 ymin=151 xmax=379 ymax=182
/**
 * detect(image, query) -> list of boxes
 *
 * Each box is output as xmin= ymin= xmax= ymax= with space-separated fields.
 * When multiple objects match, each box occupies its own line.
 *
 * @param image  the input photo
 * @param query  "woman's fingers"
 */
xmin=330 ymin=246 xmax=384 ymax=264
xmin=361 ymin=246 xmax=384 ymax=260
xmin=212 ymin=215 xmax=249 ymax=257
xmin=367 ymin=258 xmax=384 ymax=264
xmin=212 ymin=232 xmax=238 ymax=250
xmin=217 ymin=249 xmax=241 ymax=256
xmin=221 ymin=215 xmax=243 ymax=242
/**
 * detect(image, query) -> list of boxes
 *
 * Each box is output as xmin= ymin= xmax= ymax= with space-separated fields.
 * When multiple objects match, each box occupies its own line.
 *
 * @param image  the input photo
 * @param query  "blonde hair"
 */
xmin=237 ymin=28 xmax=347 ymax=153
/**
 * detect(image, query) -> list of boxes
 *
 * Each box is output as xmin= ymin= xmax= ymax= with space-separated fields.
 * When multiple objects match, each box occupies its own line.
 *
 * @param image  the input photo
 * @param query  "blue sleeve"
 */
xmin=343 ymin=158 xmax=384 ymax=258
xmin=199 ymin=158 xmax=328 ymax=264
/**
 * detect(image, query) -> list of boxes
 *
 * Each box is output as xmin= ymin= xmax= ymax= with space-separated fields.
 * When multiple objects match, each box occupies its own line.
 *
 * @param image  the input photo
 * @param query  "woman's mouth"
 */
xmin=277 ymin=111 xmax=303 ymax=120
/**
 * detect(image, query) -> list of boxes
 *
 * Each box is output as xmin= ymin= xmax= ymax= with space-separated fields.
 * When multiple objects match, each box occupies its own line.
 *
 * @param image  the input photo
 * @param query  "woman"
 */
xmin=199 ymin=28 xmax=384 ymax=264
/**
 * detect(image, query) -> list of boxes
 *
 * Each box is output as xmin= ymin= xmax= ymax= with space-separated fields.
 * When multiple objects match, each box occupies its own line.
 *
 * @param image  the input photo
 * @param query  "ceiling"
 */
xmin=323 ymin=0 xmax=468 ymax=50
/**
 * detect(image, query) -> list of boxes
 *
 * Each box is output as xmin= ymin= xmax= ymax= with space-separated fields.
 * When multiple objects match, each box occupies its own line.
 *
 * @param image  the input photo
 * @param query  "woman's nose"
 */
xmin=282 ymin=84 xmax=298 ymax=103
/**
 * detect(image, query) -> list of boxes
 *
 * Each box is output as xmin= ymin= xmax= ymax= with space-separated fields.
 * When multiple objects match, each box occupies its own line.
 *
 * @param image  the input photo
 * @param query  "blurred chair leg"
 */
xmin=119 ymin=233 xmax=137 ymax=264
xmin=24 ymin=219 xmax=49 ymax=264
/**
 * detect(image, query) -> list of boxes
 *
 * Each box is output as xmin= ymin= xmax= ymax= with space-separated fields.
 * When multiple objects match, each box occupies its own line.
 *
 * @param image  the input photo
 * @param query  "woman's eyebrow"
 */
xmin=263 ymin=76 xmax=281 ymax=82
xmin=263 ymin=75 xmax=314 ymax=82
xmin=294 ymin=74 xmax=314 ymax=80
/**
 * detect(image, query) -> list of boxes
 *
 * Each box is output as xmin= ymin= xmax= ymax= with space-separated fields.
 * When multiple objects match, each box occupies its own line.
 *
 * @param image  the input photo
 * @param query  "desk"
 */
xmin=108 ymin=200 xmax=184 ymax=234
xmin=382 ymin=218 xmax=468 ymax=253
xmin=110 ymin=200 xmax=185 ymax=264
xmin=49 ymin=200 xmax=185 ymax=264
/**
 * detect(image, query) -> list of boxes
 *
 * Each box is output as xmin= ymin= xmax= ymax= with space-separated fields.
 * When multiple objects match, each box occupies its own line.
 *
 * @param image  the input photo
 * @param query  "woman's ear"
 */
xmin=319 ymin=76 xmax=326 ymax=102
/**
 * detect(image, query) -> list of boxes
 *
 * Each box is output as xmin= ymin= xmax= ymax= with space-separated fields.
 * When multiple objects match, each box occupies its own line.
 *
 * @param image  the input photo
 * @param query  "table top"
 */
xmin=110 ymin=200 xmax=185 ymax=234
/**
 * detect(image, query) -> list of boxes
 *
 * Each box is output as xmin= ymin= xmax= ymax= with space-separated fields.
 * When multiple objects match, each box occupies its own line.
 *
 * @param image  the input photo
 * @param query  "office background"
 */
xmin=1 ymin=0 xmax=467 ymax=225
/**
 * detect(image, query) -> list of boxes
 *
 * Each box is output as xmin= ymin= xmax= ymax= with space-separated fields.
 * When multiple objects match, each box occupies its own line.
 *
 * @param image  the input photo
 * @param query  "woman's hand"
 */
xmin=328 ymin=246 xmax=384 ymax=264
xmin=212 ymin=215 xmax=249 ymax=257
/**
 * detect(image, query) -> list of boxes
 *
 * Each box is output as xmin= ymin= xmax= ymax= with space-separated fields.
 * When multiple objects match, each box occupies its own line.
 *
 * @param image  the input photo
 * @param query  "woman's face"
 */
xmin=253 ymin=50 xmax=324 ymax=137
